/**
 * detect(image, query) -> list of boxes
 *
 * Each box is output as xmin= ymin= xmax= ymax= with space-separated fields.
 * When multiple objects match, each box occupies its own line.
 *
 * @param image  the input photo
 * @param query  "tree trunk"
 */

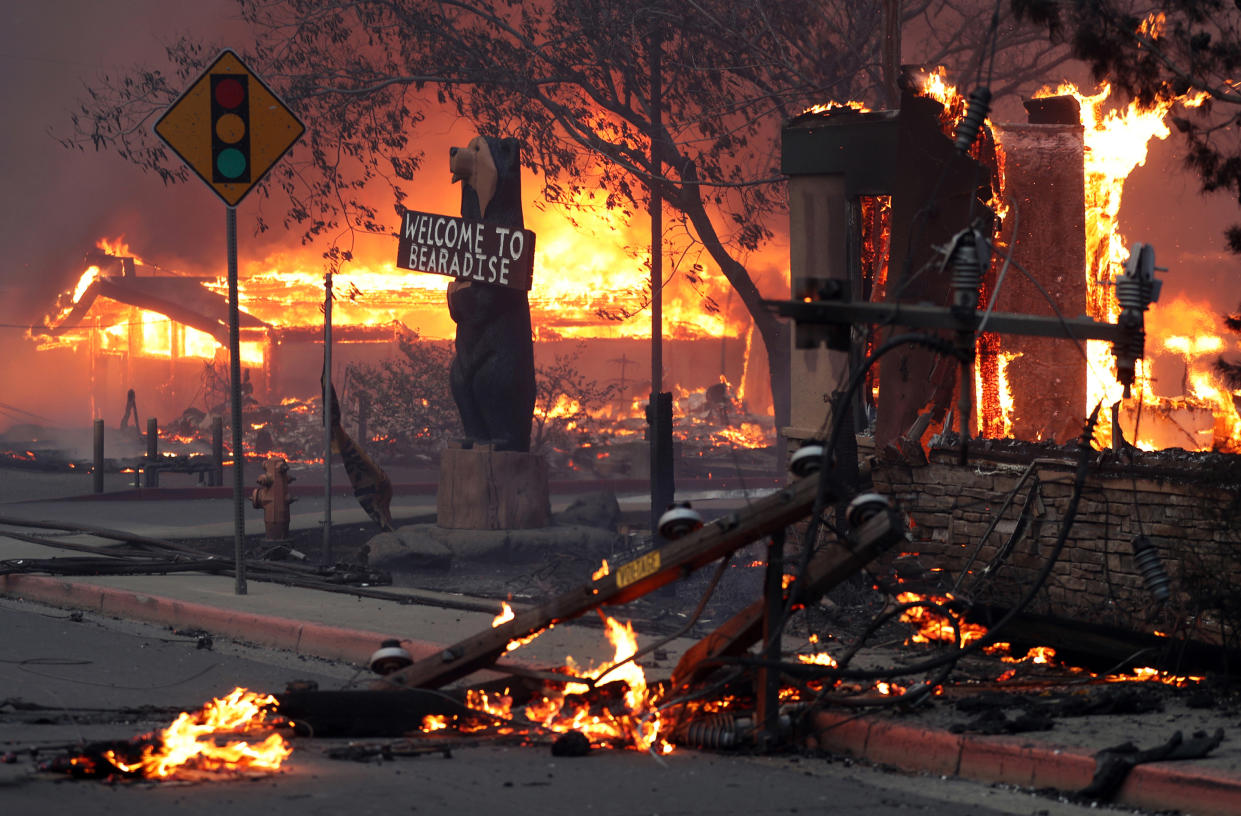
xmin=882 ymin=0 xmax=902 ymax=109
xmin=674 ymin=162 xmax=791 ymax=462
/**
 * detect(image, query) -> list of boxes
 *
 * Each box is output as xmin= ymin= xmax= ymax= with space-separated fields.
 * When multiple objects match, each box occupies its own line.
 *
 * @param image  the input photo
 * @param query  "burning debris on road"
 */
xmin=42 ymin=688 xmax=291 ymax=780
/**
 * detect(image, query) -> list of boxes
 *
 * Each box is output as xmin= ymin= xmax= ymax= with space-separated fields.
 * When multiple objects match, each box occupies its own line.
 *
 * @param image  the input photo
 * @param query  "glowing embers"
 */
xmin=893 ymin=592 xmax=1204 ymax=688
xmin=46 ymin=688 xmax=292 ymax=780
xmin=797 ymin=633 xmax=837 ymax=668
xmin=990 ymin=643 xmax=1205 ymax=688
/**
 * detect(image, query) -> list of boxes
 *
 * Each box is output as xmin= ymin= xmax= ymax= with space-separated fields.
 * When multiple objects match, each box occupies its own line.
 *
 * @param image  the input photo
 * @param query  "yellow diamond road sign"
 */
xmin=154 ymin=49 xmax=304 ymax=207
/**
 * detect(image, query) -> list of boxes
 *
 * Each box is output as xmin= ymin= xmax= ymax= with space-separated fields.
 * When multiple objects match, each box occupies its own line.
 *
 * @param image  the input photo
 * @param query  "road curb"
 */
xmin=0 ymin=574 xmax=441 ymax=667
xmin=811 ymin=711 xmax=1241 ymax=816
xmin=5 ymin=573 xmax=1239 ymax=816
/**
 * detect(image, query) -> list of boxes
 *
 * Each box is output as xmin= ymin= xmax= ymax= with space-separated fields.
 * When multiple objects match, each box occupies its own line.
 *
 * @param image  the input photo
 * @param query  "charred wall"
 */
xmin=870 ymin=450 xmax=1241 ymax=644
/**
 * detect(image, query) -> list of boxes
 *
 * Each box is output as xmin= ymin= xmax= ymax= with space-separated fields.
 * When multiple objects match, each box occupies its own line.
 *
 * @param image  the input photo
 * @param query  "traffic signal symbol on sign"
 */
xmin=154 ymin=49 xmax=303 ymax=207
xmin=211 ymin=74 xmax=250 ymax=182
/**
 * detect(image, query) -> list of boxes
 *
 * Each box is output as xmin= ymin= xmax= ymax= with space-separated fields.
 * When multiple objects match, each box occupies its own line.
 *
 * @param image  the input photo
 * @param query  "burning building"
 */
xmin=782 ymin=68 xmax=1238 ymax=455
xmin=20 ymin=204 xmax=779 ymax=471
xmin=12 ymin=66 xmax=1241 ymax=475
xmin=778 ymin=69 xmax=1241 ymax=649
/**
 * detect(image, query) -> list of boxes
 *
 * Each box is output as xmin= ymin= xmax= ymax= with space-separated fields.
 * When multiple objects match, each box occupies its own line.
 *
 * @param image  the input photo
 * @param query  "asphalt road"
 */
xmin=0 ymin=597 xmax=1140 ymax=816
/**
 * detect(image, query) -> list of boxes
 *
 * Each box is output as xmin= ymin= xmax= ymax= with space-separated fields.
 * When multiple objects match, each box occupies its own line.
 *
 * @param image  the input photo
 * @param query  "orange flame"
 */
xmin=899 ymin=593 xmax=1202 ymax=686
xmin=453 ymin=614 xmax=671 ymax=753
xmin=96 ymin=235 xmax=142 ymax=261
xmin=896 ymin=591 xmax=988 ymax=646
xmin=105 ymin=687 xmax=290 ymax=778
xmin=802 ymin=100 xmax=871 ymax=116
xmin=492 ymin=601 xmax=516 ymax=627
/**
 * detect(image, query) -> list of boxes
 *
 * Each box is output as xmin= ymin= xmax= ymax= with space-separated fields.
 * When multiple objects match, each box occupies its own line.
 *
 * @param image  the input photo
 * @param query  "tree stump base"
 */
xmin=436 ymin=447 xmax=550 ymax=530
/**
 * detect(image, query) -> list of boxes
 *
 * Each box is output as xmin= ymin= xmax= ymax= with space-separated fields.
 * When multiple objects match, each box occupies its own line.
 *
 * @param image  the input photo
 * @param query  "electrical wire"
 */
xmin=950 ymin=459 xmax=1040 ymax=595
xmin=10 ymin=661 xmax=219 ymax=691
xmin=712 ymin=402 xmax=1101 ymax=691
xmin=771 ymin=333 xmax=969 ymax=658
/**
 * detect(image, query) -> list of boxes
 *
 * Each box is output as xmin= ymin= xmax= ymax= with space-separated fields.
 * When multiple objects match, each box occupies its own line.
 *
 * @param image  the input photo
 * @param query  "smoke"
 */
xmin=0 ymin=0 xmax=251 ymax=327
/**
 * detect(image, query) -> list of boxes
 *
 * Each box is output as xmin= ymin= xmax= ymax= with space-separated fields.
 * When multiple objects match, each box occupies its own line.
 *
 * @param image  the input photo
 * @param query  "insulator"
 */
xmin=954 ymin=87 xmax=992 ymax=154
xmin=846 ymin=492 xmax=891 ymax=528
xmin=1115 ymin=276 xmax=1150 ymax=314
xmin=658 ymin=502 xmax=704 ymax=540
xmin=948 ymin=230 xmax=983 ymax=312
xmin=1112 ymin=244 xmax=1161 ymax=399
xmin=1131 ymin=535 xmax=1171 ymax=603
xmin=369 ymin=638 xmax=414 ymax=675
xmin=789 ymin=443 xmax=825 ymax=477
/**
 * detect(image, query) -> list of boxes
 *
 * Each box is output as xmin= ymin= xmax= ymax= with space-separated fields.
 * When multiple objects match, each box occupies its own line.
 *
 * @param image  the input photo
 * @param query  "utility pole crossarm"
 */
xmin=766 ymin=298 xmax=1126 ymax=344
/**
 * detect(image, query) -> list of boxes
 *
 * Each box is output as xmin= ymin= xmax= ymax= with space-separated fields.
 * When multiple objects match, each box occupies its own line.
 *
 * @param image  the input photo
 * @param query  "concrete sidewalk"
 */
xmin=1 ymin=466 xmax=1239 ymax=816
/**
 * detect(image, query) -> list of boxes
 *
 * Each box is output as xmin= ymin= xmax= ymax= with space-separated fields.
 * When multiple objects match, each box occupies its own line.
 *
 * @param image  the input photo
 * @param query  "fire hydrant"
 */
xmin=251 ymin=456 xmax=296 ymax=540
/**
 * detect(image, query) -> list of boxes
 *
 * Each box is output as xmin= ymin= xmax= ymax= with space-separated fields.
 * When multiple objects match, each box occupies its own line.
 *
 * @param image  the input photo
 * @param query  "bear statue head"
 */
xmin=449 ymin=135 xmax=523 ymax=228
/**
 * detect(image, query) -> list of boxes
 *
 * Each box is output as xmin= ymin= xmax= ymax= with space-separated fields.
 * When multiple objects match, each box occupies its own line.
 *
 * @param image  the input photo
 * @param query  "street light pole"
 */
xmin=227 ymin=205 xmax=247 ymax=595
xmin=323 ymin=271 xmax=333 ymax=565
xmin=648 ymin=21 xmax=674 ymax=541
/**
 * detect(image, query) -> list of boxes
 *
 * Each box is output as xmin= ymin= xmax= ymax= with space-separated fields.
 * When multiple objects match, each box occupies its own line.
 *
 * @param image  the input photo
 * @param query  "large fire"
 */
xmin=28 ymin=203 xmax=777 ymax=458
xmin=40 ymin=186 xmax=751 ymax=365
xmin=908 ymin=66 xmax=1235 ymax=452
xmin=1028 ymin=81 xmax=1219 ymax=449
xmin=23 ymin=66 xmax=1241 ymax=459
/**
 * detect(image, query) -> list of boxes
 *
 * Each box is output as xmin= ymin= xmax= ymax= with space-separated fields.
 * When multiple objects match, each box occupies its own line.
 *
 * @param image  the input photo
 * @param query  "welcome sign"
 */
xmin=396 ymin=209 xmax=535 ymax=291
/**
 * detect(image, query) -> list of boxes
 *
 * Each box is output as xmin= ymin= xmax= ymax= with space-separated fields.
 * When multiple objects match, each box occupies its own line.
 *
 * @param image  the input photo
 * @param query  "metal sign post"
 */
xmin=226 ymin=206 xmax=247 ymax=594
xmin=153 ymin=49 xmax=305 ymax=594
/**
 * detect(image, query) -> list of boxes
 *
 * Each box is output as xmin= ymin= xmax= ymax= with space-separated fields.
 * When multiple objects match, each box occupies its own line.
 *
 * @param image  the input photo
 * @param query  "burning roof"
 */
xmin=45 ymin=256 xmax=269 ymax=347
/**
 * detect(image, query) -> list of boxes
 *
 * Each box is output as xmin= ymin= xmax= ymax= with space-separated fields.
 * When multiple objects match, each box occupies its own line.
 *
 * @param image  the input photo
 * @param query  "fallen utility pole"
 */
xmin=669 ymin=514 xmax=900 ymax=692
xmin=381 ymin=472 xmax=827 ymax=690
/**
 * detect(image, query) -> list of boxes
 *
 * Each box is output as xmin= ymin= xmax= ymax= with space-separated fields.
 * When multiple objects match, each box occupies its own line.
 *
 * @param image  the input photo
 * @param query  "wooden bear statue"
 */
xmin=446 ymin=135 xmax=537 ymax=452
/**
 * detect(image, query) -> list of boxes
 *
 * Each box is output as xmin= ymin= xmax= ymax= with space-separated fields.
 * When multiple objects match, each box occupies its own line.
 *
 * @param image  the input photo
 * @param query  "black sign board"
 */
xmin=396 ymin=209 xmax=535 ymax=291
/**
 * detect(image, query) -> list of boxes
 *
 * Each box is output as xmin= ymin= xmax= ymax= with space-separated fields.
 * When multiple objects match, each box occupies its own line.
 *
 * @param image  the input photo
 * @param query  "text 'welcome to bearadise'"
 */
xmin=397 ymin=209 xmax=535 ymax=291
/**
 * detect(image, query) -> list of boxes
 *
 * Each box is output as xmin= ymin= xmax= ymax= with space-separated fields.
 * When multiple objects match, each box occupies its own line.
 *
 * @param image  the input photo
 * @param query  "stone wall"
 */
xmin=869 ymin=449 xmax=1241 ymax=643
